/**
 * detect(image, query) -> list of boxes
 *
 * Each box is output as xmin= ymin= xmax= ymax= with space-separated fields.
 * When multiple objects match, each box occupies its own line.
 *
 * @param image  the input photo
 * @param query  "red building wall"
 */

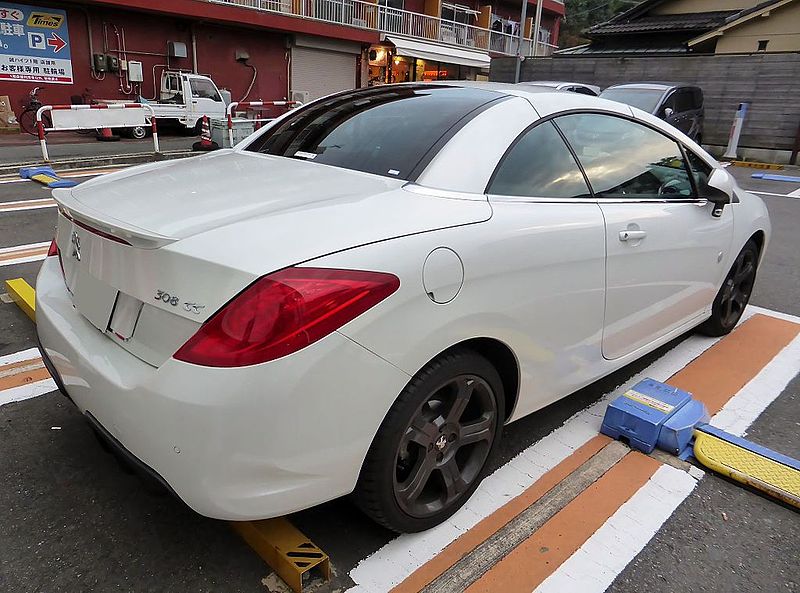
xmin=3 ymin=2 xmax=289 ymax=117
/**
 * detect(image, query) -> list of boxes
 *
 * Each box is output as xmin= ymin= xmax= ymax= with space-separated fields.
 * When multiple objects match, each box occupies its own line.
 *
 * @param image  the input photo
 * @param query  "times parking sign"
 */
xmin=0 ymin=2 xmax=73 ymax=84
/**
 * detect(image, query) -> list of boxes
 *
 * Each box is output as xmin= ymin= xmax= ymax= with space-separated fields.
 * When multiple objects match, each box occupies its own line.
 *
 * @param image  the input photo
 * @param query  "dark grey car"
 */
xmin=600 ymin=83 xmax=704 ymax=143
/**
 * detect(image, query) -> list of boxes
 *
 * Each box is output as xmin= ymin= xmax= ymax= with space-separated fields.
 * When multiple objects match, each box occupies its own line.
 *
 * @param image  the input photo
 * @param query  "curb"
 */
xmin=0 ymin=149 xmax=198 ymax=176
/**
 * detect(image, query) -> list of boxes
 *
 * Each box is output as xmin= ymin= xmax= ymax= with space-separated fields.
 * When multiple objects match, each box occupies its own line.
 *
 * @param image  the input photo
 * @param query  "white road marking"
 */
xmin=748 ymin=189 xmax=800 ymax=199
xmin=0 ymin=347 xmax=41 ymax=366
xmin=534 ymin=464 xmax=699 ymax=593
xmin=530 ymin=308 xmax=800 ymax=593
xmin=0 ymin=378 xmax=57 ymax=407
xmin=0 ymin=198 xmax=56 ymax=213
xmin=0 ymin=166 xmax=124 ymax=185
xmin=0 ymin=240 xmax=50 ymax=267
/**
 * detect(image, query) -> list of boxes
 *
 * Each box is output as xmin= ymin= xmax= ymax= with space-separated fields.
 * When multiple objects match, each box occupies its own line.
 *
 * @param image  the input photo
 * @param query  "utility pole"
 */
xmin=513 ymin=0 xmax=529 ymax=83
xmin=514 ymin=0 xmax=544 ymax=83
xmin=532 ymin=0 xmax=543 ymax=57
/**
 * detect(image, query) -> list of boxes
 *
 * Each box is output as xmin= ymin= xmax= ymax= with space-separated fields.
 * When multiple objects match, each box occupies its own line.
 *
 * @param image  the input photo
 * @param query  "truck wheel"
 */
xmin=130 ymin=126 xmax=148 ymax=140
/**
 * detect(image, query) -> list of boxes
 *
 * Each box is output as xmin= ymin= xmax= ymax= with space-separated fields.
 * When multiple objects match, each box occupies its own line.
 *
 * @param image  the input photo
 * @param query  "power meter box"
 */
xmin=601 ymin=378 xmax=708 ymax=454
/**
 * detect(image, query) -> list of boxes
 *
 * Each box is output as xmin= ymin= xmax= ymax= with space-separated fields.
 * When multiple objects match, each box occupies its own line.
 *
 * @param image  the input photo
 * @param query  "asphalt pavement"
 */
xmin=0 ymin=131 xmax=195 ymax=165
xmin=0 ymin=157 xmax=798 ymax=593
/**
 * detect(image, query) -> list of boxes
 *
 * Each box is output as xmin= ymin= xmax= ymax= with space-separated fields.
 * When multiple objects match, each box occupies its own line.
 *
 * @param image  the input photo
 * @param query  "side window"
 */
xmin=488 ymin=120 xmax=591 ymax=199
xmin=692 ymin=88 xmax=703 ymax=110
xmin=661 ymin=92 xmax=677 ymax=116
xmin=674 ymin=89 xmax=694 ymax=113
xmin=190 ymin=79 xmax=221 ymax=101
xmin=686 ymin=150 xmax=712 ymax=196
xmin=573 ymin=86 xmax=597 ymax=96
xmin=555 ymin=113 xmax=694 ymax=199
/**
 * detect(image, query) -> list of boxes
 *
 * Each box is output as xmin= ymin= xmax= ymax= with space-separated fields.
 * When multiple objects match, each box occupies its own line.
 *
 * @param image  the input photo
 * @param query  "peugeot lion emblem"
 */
xmin=70 ymin=231 xmax=81 ymax=261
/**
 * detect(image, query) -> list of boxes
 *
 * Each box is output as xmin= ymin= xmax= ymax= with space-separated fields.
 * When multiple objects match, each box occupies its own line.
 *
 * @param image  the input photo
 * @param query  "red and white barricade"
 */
xmin=35 ymin=103 xmax=160 ymax=162
xmin=226 ymin=100 xmax=303 ymax=148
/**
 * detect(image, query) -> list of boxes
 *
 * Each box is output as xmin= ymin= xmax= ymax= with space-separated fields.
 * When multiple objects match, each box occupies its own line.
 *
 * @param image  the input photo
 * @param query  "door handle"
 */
xmin=619 ymin=230 xmax=647 ymax=242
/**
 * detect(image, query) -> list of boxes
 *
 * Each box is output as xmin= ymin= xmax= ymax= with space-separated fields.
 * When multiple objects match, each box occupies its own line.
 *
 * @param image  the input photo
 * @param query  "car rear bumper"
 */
xmin=35 ymin=256 xmax=410 ymax=520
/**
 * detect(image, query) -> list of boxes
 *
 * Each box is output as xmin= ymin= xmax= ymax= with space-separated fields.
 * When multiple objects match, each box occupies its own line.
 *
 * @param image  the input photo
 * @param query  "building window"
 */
xmin=378 ymin=0 xmax=404 ymax=9
xmin=757 ymin=39 xmax=769 ymax=52
xmin=441 ymin=3 xmax=479 ymax=24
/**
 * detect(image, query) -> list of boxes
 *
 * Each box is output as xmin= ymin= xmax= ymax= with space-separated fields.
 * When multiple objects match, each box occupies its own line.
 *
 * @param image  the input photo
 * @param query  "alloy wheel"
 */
xmin=393 ymin=375 xmax=497 ymax=518
xmin=719 ymin=248 xmax=757 ymax=328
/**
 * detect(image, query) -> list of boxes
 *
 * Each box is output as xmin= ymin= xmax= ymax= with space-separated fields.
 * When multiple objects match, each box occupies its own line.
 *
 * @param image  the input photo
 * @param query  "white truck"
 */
xmin=108 ymin=71 xmax=231 ymax=138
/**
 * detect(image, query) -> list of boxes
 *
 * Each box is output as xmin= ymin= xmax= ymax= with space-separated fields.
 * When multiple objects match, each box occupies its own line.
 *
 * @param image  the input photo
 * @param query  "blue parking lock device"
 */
xmin=600 ymin=378 xmax=701 ymax=454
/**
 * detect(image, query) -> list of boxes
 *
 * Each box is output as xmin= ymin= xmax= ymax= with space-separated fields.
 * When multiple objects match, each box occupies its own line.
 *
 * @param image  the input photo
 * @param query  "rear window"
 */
xmin=599 ymin=88 xmax=665 ymax=114
xmin=245 ymin=85 xmax=503 ymax=180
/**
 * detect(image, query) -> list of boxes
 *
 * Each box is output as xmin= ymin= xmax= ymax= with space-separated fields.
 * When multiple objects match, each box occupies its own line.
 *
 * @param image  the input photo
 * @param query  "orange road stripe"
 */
xmin=668 ymin=313 xmax=800 ymax=415
xmin=0 ymin=357 xmax=44 ymax=375
xmin=391 ymin=435 xmax=612 ymax=593
xmin=0 ymin=359 xmax=50 ymax=391
xmin=0 ymin=246 xmax=49 ymax=263
xmin=465 ymin=452 xmax=661 ymax=593
xmin=393 ymin=313 xmax=800 ymax=592
xmin=0 ymin=198 xmax=56 ymax=212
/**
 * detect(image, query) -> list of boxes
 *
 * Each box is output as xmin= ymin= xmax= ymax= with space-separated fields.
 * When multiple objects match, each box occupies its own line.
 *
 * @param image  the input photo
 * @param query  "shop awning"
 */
xmin=386 ymin=36 xmax=491 ymax=69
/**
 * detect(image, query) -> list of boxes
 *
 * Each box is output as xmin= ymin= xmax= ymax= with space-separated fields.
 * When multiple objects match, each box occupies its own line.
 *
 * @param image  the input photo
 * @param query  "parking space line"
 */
xmin=349 ymin=307 xmax=800 ymax=593
xmin=668 ymin=313 xmax=800 ymax=415
xmin=0 ymin=241 xmax=50 ymax=267
xmin=0 ymin=352 xmax=55 ymax=407
xmin=535 ymin=463 xmax=699 ymax=593
xmin=465 ymin=451 xmax=661 ymax=593
xmin=391 ymin=435 xmax=611 ymax=593
xmin=748 ymin=189 xmax=800 ymax=199
xmin=536 ymin=312 xmax=800 ymax=593
xmin=0 ymin=358 xmax=48 ymax=391
xmin=0 ymin=347 xmax=41 ymax=366
xmin=0 ymin=198 xmax=56 ymax=213
xmin=0 ymin=166 xmax=125 ymax=185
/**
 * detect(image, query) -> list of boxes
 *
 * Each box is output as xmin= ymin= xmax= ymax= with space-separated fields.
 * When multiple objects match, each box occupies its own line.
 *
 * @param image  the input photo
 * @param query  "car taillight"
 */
xmin=173 ymin=267 xmax=400 ymax=367
xmin=47 ymin=238 xmax=58 ymax=257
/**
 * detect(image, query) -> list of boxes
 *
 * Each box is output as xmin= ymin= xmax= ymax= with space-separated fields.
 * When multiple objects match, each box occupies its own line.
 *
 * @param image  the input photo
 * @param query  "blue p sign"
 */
xmin=28 ymin=32 xmax=46 ymax=50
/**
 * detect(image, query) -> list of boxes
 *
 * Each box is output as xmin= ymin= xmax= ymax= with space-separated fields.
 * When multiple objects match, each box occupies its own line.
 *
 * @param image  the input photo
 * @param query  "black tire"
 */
xmin=355 ymin=349 xmax=505 ymax=533
xmin=699 ymin=239 xmax=759 ymax=337
xmin=129 ymin=125 xmax=148 ymax=139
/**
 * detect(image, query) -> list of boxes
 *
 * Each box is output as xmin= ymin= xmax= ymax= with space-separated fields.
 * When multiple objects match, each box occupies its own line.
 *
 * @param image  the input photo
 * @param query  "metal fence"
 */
xmin=210 ymin=0 xmax=557 ymax=57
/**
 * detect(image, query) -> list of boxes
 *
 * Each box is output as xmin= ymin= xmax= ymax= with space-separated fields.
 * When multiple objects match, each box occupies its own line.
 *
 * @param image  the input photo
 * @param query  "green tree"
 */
xmin=561 ymin=0 xmax=639 ymax=48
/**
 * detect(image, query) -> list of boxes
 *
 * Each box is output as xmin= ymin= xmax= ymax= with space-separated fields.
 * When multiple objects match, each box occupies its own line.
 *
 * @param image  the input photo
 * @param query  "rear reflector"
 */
xmin=47 ymin=238 xmax=58 ymax=257
xmin=173 ymin=267 xmax=400 ymax=367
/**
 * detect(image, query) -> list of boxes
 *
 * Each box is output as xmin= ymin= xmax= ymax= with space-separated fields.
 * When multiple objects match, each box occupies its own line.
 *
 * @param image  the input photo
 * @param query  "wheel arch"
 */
xmin=437 ymin=337 xmax=520 ymax=423
xmin=749 ymin=229 xmax=765 ymax=258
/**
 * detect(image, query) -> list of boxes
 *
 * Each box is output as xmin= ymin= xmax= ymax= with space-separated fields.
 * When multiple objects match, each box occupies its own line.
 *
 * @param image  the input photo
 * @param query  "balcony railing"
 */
xmin=210 ymin=0 xmax=558 ymax=57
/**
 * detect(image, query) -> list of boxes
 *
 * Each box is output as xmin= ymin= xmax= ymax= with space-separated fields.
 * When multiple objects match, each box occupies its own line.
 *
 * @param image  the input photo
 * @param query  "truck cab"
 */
xmin=157 ymin=71 xmax=230 ymax=132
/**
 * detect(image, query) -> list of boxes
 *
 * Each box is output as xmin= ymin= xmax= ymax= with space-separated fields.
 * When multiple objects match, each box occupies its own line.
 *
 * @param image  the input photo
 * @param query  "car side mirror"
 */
xmin=663 ymin=107 xmax=674 ymax=118
xmin=705 ymin=169 xmax=733 ymax=217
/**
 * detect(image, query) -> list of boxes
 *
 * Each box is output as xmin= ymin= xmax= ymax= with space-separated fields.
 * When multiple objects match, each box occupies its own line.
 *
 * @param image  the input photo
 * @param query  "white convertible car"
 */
xmin=36 ymin=83 xmax=769 ymax=532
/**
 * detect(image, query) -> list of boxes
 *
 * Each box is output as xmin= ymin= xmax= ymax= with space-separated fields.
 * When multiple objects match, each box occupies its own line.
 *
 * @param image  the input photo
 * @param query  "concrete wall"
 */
xmin=491 ymin=52 xmax=800 ymax=159
xmin=714 ymin=1 xmax=800 ymax=53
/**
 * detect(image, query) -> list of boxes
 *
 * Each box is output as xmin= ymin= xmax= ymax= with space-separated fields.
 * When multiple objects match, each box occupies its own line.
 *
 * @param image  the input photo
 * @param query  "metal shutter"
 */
xmin=291 ymin=47 xmax=356 ymax=101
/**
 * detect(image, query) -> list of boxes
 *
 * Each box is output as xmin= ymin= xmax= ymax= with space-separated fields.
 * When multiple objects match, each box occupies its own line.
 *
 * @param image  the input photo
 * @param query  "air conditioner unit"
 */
xmin=291 ymin=90 xmax=310 ymax=104
xmin=352 ymin=17 xmax=367 ymax=27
